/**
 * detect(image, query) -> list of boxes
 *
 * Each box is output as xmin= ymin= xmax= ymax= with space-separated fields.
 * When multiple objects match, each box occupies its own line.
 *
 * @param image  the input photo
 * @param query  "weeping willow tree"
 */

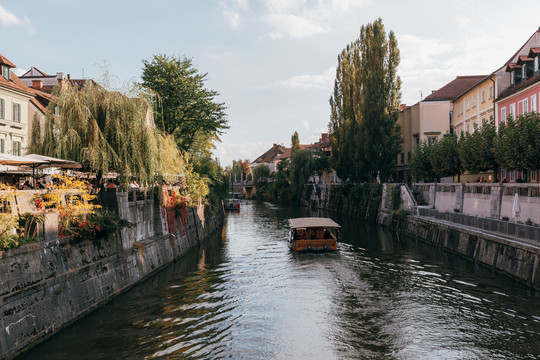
xmin=30 ymin=81 xmax=161 ymax=183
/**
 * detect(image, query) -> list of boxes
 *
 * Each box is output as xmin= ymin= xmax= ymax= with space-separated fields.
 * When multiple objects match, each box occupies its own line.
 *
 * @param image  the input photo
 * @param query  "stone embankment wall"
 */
xmin=309 ymin=184 xmax=380 ymax=222
xmin=0 ymin=189 xmax=223 ymax=359
xmin=378 ymin=183 xmax=540 ymax=290
xmin=390 ymin=216 xmax=540 ymax=289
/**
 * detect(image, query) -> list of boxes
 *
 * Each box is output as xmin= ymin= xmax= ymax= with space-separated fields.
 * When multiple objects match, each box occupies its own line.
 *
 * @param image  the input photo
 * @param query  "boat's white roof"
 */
xmin=288 ymin=217 xmax=341 ymax=229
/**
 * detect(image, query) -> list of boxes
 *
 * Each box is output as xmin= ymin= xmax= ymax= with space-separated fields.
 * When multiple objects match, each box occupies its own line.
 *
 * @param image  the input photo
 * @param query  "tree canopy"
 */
xmin=30 ymin=81 xmax=160 ymax=182
xmin=329 ymin=18 xmax=402 ymax=183
xmin=140 ymin=54 xmax=229 ymax=153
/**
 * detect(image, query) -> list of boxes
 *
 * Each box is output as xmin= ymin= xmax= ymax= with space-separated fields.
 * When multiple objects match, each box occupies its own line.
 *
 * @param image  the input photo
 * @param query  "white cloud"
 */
xmin=455 ymin=15 xmax=470 ymax=29
xmin=275 ymin=67 xmax=335 ymax=89
xmin=0 ymin=5 xmax=30 ymax=27
xmin=260 ymin=0 xmax=369 ymax=39
xmin=220 ymin=0 xmax=249 ymax=29
xmin=263 ymin=13 xmax=328 ymax=38
xmin=223 ymin=10 xmax=241 ymax=28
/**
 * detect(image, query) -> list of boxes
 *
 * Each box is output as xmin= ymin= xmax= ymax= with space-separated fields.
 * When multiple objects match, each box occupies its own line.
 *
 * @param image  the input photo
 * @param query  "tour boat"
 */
xmin=224 ymin=198 xmax=240 ymax=211
xmin=288 ymin=217 xmax=341 ymax=252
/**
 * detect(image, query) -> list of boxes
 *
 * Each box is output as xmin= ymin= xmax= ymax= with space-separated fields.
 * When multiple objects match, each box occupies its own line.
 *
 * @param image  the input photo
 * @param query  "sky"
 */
xmin=1 ymin=0 xmax=540 ymax=166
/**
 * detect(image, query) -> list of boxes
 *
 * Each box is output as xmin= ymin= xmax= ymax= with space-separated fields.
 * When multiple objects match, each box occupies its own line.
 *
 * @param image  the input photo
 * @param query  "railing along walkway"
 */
xmin=416 ymin=208 xmax=540 ymax=246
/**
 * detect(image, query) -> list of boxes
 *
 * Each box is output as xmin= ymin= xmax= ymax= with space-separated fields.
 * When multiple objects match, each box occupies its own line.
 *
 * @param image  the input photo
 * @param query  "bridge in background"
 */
xmin=232 ymin=181 xmax=255 ymax=199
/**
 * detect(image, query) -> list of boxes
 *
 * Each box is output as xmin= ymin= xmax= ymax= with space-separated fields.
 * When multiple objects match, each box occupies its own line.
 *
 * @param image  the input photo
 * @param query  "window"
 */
xmin=466 ymin=98 xmax=470 ymax=110
xmin=501 ymin=107 xmax=507 ymax=122
xmin=532 ymin=95 xmax=537 ymax=112
xmin=12 ymin=103 xmax=20 ymax=123
xmin=511 ymin=71 xmax=515 ymax=85
xmin=12 ymin=141 xmax=21 ymax=156
xmin=532 ymin=170 xmax=537 ymax=182
xmin=489 ymin=85 xmax=493 ymax=98
xmin=1 ymin=66 xmax=10 ymax=81
xmin=0 ymin=139 xmax=5 ymax=154
xmin=0 ymin=98 xmax=4 ymax=119
xmin=482 ymin=90 xmax=485 ymax=102
xmin=523 ymin=98 xmax=528 ymax=114
xmin=509 ymin=103 xmax=515 ymax=119
xmin=535 ymin=57 xmax=539 ymax=72
xmin=473 ymin=95 xmax=476 ymax=107
xmin=501 ymin=169 xmax=507 ymax=181
xmin=522 ymin=65 xmax=526 ymax=80
xmin=427 ymin=136 xmax=437 ymax=145
xmin=510 ymin=171 xmax=515 ymax=182
xmin=482 ymin=117 xmax=486 ymax=126
xmin=466 ymin=123 xmax=470 ymax=133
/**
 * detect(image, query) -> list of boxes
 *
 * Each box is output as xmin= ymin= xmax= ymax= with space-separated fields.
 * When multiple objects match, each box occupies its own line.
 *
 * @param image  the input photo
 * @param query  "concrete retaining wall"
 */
xmin=391 ymin=216 xmax=540 ymax=290
xmin=0 ymin=191 xmax=223 ymax=359
xmin=414 ymin=183 xmax=540 ymax=223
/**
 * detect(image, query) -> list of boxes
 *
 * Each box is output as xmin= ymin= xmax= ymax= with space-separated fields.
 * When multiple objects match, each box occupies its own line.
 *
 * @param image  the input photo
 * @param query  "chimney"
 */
xmin=67 ymin=74 xmax=71 ymax=80
xmin=32 ymin=80 xmax=43 ymax=90
xmin=56 ymin=72 xmax=63 ymax=81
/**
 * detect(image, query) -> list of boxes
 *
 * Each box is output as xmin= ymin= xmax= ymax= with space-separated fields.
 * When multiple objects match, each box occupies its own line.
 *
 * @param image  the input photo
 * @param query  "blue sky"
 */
xmin=1 ymin=0 xmax=539 ymax=166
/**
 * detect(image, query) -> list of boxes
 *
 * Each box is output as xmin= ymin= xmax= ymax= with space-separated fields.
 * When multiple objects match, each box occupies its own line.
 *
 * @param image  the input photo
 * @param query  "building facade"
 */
xmin=0 ymin=54 xmax=35 ymax=156
xmin=452 ymin=75 xmax=496 ymax=137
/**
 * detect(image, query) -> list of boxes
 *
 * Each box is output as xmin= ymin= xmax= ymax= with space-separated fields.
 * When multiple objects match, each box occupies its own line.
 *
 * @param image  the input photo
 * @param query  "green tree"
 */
xmin=140 ymin=54 xmax=229 ymax=153
xmin=430 ymin=133 xmax=461 ymax=180
xmin=458 ymin=121 xmax=498 ymax=174
xmin=291 ymin=131 xmax=300 ymax=157
xmin=33 ymin=81 xmax=160 ymax=183
xmin=252 ymin=164 xmax=270 ymax=184
xmin=289 ymin=149 xmax=314 ymax=201
xmin=495 ymin=113 xmax=540 ymax=172
xmin=409 ymin=141 xmax=435 ymax=182
xmin=329 ymin=18 xmax=402 ymax=183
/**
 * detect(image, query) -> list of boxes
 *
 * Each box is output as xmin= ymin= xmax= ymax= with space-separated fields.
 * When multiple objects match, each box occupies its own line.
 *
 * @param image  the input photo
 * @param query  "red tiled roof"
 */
xmin=399 ymin=104 xmax=409 ymax=111
xmin=0 ymin=54 xmax=16 ymax=68
xmin=506 ymin=63 xmax=521 ymax=71
xmin=500 ymin=28 xmax=540 ymax=69
xmin=275 ymin=145 xmax=310 ymax=161
xmin=424 ymin=75 xmax=487 ymax=101
xmin=252 ymin=144 xmax=286 ymax=164
xmin=517 ymin=55 xmax=533 ymax=64
xmin=30 ymin=97 xmax=47 ymax=114
xmin=529 ymin=48 xmax=540 ymax=56
xmin=496 ymin=73 xmax=540 ymax=102
xmin=0 ymin=70 xmax=35 ymax=96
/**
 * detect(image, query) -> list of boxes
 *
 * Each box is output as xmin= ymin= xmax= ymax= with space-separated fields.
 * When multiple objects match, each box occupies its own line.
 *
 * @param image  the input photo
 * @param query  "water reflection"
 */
xmin=19 ymin=201 xmax=540 ymax=360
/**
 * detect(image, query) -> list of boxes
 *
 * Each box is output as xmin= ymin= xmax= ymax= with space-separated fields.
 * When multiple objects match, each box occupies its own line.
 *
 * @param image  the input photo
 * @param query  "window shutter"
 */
xmin=0 ymin=98 xmax=4 ymax=118
xmin=1 ymin=139 xmax=4 ymax=154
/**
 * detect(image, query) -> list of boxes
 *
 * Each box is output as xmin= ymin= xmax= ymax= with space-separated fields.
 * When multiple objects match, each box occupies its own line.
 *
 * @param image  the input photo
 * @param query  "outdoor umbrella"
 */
xmin=512 ymin=192 xmax=521 ymax=222
xmin=21 ymin=154 xmax=82 ymax=188
xmin=24 ymin=154 xmax=82 ymax=170
xmin=0 ymin=154 xmax=50 ymax=187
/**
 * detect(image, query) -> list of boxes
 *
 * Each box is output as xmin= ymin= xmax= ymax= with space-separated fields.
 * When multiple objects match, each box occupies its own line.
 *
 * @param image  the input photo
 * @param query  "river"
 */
xmin=19 ymin=201 xmax=540 ymax=359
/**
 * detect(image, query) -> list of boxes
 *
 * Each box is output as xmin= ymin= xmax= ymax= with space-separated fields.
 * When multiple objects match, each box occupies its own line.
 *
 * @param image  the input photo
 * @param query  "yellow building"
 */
xmin=396 ymin=76 xmax=487 ymax=183
xmin=452 ymin=75 xmax=496 ymax=137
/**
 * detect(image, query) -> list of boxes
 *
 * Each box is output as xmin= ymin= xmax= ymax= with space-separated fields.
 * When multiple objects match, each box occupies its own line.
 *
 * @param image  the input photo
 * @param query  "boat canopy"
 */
xmin=288 ymin=217 xmax=341 ymax=230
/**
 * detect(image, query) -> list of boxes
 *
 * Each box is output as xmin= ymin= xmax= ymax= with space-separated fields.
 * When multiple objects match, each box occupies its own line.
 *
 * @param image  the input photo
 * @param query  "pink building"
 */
xmin=495 ymin=46 xmax=540 ymax=183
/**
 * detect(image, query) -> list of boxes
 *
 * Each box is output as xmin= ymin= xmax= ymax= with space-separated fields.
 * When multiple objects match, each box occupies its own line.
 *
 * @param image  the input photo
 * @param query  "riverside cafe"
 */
xmin=0 ymin=154 xmax=81 ymax=189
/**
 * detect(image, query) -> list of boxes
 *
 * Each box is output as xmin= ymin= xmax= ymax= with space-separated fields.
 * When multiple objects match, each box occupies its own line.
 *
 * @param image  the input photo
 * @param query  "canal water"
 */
xmin=20 ymin=201 xmax=540 ymax=359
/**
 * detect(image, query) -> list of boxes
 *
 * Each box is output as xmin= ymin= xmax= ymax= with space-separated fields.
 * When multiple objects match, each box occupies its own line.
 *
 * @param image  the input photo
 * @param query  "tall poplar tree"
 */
xmin=291 ymin=131 xmax=300 ymax=157
xmin=329 ymin=18 xmax=402 ymax=182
